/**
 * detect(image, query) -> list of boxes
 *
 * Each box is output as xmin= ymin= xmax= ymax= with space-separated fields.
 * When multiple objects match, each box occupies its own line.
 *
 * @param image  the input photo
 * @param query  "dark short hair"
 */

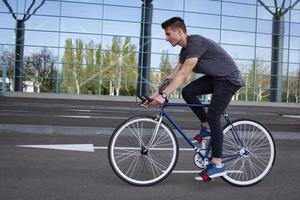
xmin=161 ymin=17 xmax=187 ymax=33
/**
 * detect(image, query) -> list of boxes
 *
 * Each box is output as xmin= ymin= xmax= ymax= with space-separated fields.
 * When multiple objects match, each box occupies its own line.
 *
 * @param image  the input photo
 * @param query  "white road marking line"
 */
xmin=17 ymin=144 xmax=95 ymax=152
xmin=56 ymin=115 xmax=127 ymax=119
xmin=172 ymin=170 xmax=243 ymax=174
xmin=282 ymin=115 xmax=300 ymax=119
xmin=58 ymin=115 xmax=92 ymax=118
xmin=65 ymin=109 xmax=128 ymax=113
xmin=172 ymin=170 xmax=200 ymax=174
xmin=0 ymin=113 xmax=127 ymax=120
xmin=65 ymin=109 xmax=92 ymax=112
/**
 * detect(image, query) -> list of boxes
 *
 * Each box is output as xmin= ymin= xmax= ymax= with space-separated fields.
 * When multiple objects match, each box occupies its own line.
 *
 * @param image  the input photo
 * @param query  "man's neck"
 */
xmin=179 ymin=35 xmax=188 ymax=48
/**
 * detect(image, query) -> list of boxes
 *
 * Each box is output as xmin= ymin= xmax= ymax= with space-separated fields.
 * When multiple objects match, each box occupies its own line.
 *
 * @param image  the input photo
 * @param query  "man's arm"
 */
xmin=168 ymin=62 xmax=182 ymax=79
xmin=158 ymin=62 xmax=182 ymax=92
xmin=162 ymin=58 xmax=198 ymax=95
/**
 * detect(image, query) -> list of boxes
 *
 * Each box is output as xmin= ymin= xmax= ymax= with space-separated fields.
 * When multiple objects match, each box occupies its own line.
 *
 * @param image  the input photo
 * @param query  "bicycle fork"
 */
xmin=146 ymin=115 xmax=163 ymax=149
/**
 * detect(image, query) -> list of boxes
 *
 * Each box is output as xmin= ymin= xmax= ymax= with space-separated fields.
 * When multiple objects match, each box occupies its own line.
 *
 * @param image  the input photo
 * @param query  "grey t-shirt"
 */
xmin=179 ymin=35 xmax=245 ymax=86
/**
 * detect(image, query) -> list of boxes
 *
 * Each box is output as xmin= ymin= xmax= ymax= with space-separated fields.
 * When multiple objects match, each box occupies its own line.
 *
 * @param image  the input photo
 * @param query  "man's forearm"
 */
xmin=161 ymin=58 xmax=197 ymax=96
xmin=162 ymin=71 xmax=187 ymax=95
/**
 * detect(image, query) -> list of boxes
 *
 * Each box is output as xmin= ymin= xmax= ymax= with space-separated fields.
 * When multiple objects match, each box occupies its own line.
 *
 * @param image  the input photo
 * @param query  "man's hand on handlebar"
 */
xmin=150 ymin=92 xmax=166 ymax=105
xmin=137 ymin=91 xmax=167 ymax=108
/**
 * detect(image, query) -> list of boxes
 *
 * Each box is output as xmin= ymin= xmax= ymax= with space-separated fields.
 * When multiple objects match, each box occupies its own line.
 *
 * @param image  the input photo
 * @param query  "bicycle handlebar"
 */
xmin=137 ymin=95 xmax=169 ymax=108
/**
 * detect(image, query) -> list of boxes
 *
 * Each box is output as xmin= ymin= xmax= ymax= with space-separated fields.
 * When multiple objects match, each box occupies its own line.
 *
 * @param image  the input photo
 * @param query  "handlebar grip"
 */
xmin=137 ymin=95 xmax=153 ymax=105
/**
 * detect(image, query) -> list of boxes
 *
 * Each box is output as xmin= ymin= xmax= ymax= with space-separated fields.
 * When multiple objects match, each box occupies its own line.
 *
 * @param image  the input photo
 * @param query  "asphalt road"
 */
xmin=1 ymin=96 xmax=300 ymax=199
xmin=0 ymin=132 xmax=299 ymax=200
xmin=1 ymin=96 xmax=300 ymax=132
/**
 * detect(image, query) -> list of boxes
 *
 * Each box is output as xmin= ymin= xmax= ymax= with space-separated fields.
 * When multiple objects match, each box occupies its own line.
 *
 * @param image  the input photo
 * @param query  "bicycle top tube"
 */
xmin=163 ymin=101 xmax=210 ymax=108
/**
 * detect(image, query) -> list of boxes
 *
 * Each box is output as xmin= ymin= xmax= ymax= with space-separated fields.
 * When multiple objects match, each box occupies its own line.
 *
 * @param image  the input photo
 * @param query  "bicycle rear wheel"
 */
xmin=221 ymin=119 xmax=276 ymax=187
xmin=108 ymin=116 xmax=178 ymax=186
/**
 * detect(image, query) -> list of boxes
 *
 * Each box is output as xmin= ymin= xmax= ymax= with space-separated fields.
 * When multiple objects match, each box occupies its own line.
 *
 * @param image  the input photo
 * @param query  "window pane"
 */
xmin=185 ymin=13 xmax=220 ymax=29
xmin=59 ymin=33 xmax=102 ymax=49
xmin=222 ymin=16 xmax=255 ymax=32
xmin=185 ymin=0 xmax=221 ymax=14
xmin=257 ymin=5 xmax=272 ymax=20
xmin=188 ymin=27 xmax=220 ymax=42
xmin=222 ymin=45 xmax=254 ymax=60
xmin=61 ymin=17 xmax=102 ymax=34
xmin=0 ymin=13 xmax=15 ymax=29
xmin=288 ymin=64 xmax=300 ymax=76
xmin=0 ymin=29 xmax=15 ymax=45
xmin=104 ymin=0 xmax=141 ymax=7
xmin=289 ymin=50 xmax=300 ymax=63
xmin=62 ymin=2 xmax=102 ymax=19
xmin=291 ymin=9 xmax=300 ymax=23
xmin=151 ymin=53 xmax=179 ymax=69
xmin=104 ymin=5 xmax=140 ymax=22
xmin=152 ymin=9 xmax=183 ymax=24
xmin=222 ymin=30 xmax=255 ymax=46
xmin=103 ymin=20 xmax=140 ymax=37
xmin=27 ymin=16 xmax=59 ymax=31
xmin=151 ymin=38 xmax=180 ymax=54
xmin=256 ymin=47 xmax=272 ymax=61
xmin=223 ymin=2 xmax=256 ymax=18
xmin=291 ymin=22 xmax=300 ymax=36
xmin=154 ymin=0 xmax=184 ymax=10
xmin=35 ymin=0 xmax=60 ymax=16
xmin=256 ymin=33 xmax=272 ymax=48
xmin=25 ymin=30 xmax=59 ymax=47
xmin=290 ymin=36 xmax=300 ymax=49
xmin=257 ymin=20 xmax=272 ymax=34
xmin=236 ymin=60 xmax=254 ymax=74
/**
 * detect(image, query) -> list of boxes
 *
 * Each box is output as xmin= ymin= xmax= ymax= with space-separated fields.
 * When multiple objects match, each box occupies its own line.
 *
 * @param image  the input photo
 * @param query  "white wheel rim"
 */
xmin=222 ymin=120 xmax=275 ymax=186
xmin=110 ymin=118 xmax=177 ymax=185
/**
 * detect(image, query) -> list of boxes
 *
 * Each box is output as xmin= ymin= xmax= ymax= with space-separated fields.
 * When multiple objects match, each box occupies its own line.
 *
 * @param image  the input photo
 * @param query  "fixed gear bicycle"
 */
xmin=108 ymin=96 xmax=276 ymax=187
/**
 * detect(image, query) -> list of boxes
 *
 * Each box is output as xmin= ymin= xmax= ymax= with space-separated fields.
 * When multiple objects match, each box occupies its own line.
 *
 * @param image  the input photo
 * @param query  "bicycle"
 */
xmin=108 ymin=96 xmax=276 ymax=187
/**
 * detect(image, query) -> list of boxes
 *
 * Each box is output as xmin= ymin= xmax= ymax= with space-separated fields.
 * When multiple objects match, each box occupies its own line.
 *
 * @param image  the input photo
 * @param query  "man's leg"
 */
xmin=181 ymin=75 xmax=213 ymax=127
xmin=207 ymin=80 xmax=241 ymax=164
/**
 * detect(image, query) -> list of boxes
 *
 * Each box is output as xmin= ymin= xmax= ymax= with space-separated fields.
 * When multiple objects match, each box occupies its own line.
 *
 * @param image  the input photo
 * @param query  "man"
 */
xmin=147 ymin=17 xmax=245 ymax=181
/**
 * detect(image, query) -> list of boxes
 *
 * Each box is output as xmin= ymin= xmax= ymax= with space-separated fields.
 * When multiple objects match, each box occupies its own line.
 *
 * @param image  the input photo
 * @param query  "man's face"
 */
xmin=164 ymin=27 xmax=181 ymax=47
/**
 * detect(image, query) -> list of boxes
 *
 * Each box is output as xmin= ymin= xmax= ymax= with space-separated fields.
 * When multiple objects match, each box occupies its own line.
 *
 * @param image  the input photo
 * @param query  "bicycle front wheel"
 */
xmin=221 ymin=119 xmax=276 ymax=187
xmin=108 ymin=116 xmax=178 ymax=186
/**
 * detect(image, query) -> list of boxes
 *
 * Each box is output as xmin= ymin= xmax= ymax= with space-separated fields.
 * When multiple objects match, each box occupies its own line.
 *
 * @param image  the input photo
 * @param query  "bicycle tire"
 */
xmin=221 ymin=119 xmax=276 ymax=187
xmin=108 ymin=116 xmax=179 ymax=186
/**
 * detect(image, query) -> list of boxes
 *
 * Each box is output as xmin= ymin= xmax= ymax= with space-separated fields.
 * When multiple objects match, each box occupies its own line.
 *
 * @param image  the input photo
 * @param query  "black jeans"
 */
xmin=182 ymin=75 xmax=241 ymax=158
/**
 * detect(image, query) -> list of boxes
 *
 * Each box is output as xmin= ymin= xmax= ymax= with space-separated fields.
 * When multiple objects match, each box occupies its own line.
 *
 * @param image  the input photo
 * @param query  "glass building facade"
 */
xmin=0 ymin=0 xmax=299 ymax=102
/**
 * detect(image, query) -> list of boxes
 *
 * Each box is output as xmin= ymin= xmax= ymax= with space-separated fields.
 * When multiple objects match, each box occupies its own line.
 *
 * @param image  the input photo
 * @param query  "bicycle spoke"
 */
xmin=109 ymin=117 xmax=178 ymax=185
xmin=222 ymin=120 xmax=275 ymax=186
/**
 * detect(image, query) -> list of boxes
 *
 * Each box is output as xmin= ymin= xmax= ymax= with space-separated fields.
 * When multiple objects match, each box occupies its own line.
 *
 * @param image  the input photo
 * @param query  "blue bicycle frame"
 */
xmin=158 ymin=101 xmax=243 ymax=161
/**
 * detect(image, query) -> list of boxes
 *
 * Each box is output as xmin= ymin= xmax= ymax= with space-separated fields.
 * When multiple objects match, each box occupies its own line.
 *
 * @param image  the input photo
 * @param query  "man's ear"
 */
xmin=178 ymin=29 xmax=185 ymax=37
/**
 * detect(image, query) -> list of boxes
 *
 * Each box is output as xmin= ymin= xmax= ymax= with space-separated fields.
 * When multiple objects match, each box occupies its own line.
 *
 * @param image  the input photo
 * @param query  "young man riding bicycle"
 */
xmin=147 ymin=17 xmax=245 ymax=181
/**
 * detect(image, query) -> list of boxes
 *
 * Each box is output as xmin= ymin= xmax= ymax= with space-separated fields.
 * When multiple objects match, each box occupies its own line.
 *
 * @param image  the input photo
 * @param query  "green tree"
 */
xmin=80 ymin=40 xmax=101 ymax=94
xmin=246 ymin=57 xmax=270 ymax=102
xmin=282 ymin=71 xmax=299 ymax=103
xmin=61 ymin=39 xmax=84 ymax=94
xmin=0 ymin=47 xmax=14 ymax=90
xmin=159 ymin=50 xmax=172 ymax=81
xmin=102 ymin=36 xmax=122 ymax=96
xmin=121 ymin=36 xmax=137 ymax=95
